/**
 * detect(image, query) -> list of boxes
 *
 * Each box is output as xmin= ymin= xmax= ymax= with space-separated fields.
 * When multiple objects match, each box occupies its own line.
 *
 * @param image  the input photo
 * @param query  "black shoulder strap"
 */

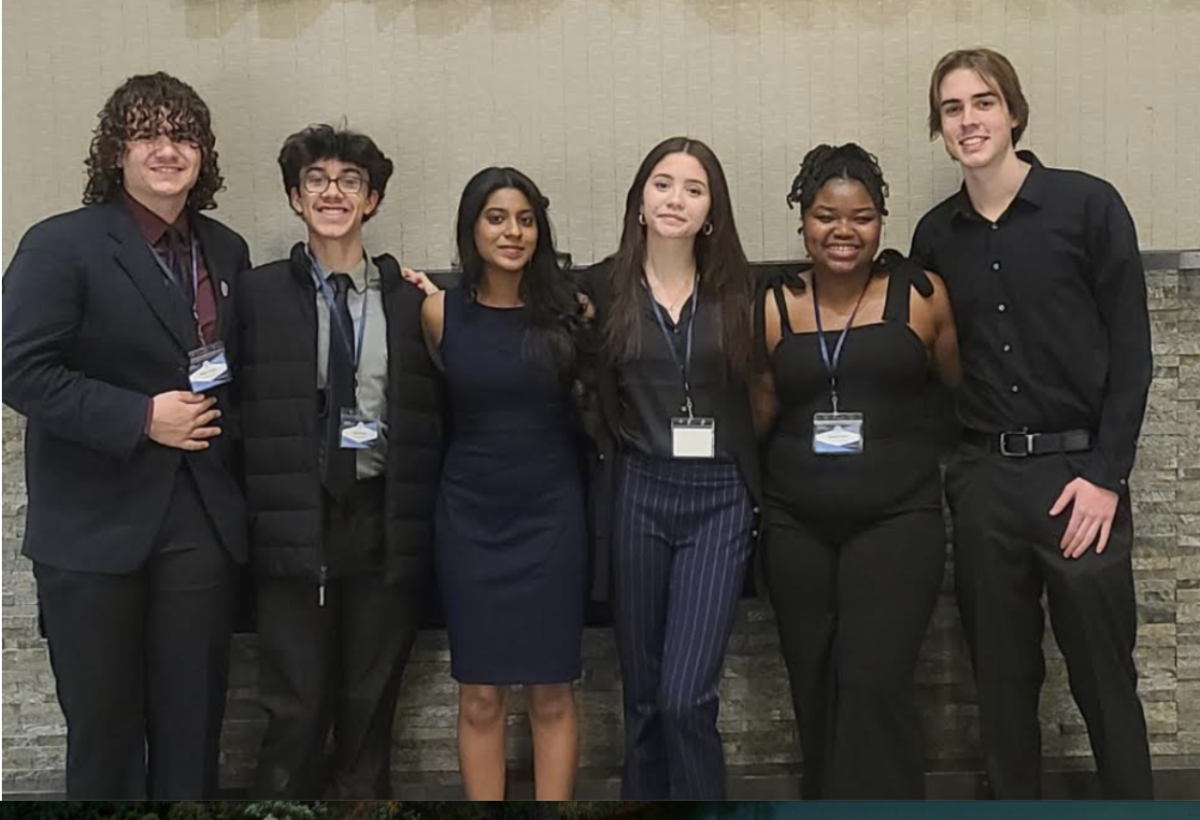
xmin=771 ymin=281 xmax=795 ymax=336
xmin=878 ymin=249 xmax=933 ymax=324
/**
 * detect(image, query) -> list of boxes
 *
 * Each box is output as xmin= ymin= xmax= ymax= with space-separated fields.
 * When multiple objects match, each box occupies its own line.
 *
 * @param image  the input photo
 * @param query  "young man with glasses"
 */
xmin=238 ymin=124 xmax=443 ymax=798
xmin=911 ymin=48 xmax=1154 ymax=798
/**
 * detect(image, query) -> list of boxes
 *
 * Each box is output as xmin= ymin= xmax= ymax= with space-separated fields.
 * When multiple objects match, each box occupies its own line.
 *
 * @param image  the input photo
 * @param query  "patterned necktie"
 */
xmin=322 ymin=273 xmax=357 ymax=497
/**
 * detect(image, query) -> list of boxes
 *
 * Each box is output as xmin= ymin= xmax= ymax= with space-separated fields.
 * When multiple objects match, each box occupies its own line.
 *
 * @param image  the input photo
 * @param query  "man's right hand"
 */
xmin=148 ymin=391 xmax=221 ymax=451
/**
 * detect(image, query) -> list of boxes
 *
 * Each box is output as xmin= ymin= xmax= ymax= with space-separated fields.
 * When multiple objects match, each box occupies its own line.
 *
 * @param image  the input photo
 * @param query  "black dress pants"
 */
xmin=34 ymin=469 xmax=236 ymax=799
xmin=762 ymin=505 xmax=946 ymax=799
xmin=254 ymin=482 xmax=422 ymax=799
xmin=945 ymin=446 xmax=1152 ymax=799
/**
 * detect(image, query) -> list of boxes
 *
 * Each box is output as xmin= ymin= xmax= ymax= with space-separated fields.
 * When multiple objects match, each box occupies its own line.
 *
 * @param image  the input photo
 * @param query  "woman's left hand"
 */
xmin=402 ymin=267 xmax=440 ymax=296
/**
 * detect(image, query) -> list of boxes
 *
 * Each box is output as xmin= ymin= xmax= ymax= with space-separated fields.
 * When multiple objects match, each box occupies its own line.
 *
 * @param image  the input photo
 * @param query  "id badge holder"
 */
xmin=188 ymin=342 xmax=232 ymax=392
xmin=671 ymin=416 xmax=716 ymax=459
xmin=339 ymin=410 xmax=380 ymax=450
xmin=812 ymin=412 xmax=865 ymax=455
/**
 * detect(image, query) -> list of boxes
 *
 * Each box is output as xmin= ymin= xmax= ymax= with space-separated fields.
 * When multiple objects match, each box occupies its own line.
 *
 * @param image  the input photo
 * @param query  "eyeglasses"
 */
xmin=302 ymin=171 xmax=367 ymax=195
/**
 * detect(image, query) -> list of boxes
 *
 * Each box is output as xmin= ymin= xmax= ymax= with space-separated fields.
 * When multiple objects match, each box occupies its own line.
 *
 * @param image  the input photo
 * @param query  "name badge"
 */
xmin=188 ymin=342 xmax=232 ymax=392
xmin=671 ymin=416 xmax=716 ymax=459
xmin=813 ymin=412 xmax=864 ymax=455
xmin=340 ymin=411 xmax=380 ymax=450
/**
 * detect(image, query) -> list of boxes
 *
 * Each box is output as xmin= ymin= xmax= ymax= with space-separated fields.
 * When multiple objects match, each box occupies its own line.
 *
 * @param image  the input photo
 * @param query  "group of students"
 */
xmin=2 ymin=46 xmax=1154 ymax=802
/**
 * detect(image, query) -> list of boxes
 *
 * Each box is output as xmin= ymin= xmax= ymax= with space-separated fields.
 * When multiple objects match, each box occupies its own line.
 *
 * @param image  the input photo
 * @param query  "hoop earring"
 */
xmin=703 ymin=222 xmax=714 ymax=236
xmin=638 ymin=212 xmax=646 ymax=226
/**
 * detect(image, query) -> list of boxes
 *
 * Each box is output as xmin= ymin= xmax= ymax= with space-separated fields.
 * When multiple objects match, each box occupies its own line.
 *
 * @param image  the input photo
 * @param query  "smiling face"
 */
xmin=474 ymin=187 xmax=538 ymax=276
xmin=639 ymin=151 xmax=712 ymax=240
xmin=936 ymin=67 xmax=1020 ymax=171
xmin=802 ymin=178 xmax=882 ymax=277
xmin=290 ymin=158 xmax=379 ymax=241
xmin=119 ymin=127 xmax=202 ymax=210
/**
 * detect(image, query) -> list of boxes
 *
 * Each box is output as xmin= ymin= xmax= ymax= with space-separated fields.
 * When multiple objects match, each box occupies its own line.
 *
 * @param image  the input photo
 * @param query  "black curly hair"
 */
xmin=83 ymin=72 xmax=224 ymax=210
xmin=277 ymin=124 xmax=394 ymax=222
xmin=786 ymin=143 xmax=889 ymax=216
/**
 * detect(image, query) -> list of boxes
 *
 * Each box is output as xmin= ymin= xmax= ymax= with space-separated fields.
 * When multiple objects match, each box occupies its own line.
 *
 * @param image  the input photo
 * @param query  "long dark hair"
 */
xmin=605 ymin=136 xmax=754 ymax=376
xmin=454 ymin=166 xmax=584 ymax=381
xmin=83 ymin=71 xmax=224 ymax=210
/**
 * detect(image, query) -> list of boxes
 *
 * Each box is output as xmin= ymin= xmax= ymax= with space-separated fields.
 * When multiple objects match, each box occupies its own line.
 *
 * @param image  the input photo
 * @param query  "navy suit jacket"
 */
xmin=2 ymin=200 xmax=251 ymax=572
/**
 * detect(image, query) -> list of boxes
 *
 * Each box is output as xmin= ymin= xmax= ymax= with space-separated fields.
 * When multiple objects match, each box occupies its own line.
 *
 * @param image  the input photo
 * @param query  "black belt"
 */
xmin=963 ymin=428 xmax=1091 ymax=458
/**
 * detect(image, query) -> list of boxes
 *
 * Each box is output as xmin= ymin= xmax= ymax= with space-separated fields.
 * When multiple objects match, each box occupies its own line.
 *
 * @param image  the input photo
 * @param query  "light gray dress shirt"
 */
xmin=313 ymin=252 xmax=389 ymax=479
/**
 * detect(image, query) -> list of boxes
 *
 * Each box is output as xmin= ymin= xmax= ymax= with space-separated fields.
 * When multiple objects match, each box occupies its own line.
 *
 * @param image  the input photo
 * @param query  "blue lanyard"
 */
xmin=306 ymin=248 xmax=369 ymax=370
xmin=811 ymin=274 xmax=870 ymax=414
xmin=147 ymin=235 xmax=203 ymax=347
xmin=646 ymin=274 xmax=700 ymax=418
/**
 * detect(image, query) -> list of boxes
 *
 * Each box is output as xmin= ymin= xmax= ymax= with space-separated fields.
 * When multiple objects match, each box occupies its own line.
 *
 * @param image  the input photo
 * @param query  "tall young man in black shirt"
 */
xmin=910 ymin=48 xmax=1153 ymax=799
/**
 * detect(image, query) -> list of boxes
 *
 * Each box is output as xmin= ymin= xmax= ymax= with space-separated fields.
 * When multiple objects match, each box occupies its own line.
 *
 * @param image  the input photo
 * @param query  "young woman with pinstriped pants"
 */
xmin=581 ymin=136 xmax=761 ymax=800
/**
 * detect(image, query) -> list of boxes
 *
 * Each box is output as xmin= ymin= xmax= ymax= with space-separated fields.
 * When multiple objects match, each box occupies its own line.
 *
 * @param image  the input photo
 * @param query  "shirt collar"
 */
xmin=950 ymin=149 xmax=1047 ymax=221
xmin=123 ymin=190 xmax=190 ymax=245
xmin=313 ymin=248 xmax=370 ymax=294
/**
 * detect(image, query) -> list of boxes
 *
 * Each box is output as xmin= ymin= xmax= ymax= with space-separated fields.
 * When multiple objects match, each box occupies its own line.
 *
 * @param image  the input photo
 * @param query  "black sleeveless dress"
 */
xmin=765 ymin=269 xmax=943 ymax=525
xmin=435 ymin=288 xmax=587 ymax=684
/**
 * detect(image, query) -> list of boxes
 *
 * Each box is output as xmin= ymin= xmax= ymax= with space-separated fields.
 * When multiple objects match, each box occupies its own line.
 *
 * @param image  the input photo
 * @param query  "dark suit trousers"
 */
xmin=254 ymin=481 xmax=421 ymax=800
xmin=34 ymin=467 xmax=236 ymax=799
xmin=613 ymin=451 xmax=754 ymax=800
xmin=946 ymin=446 xmax=1153 ymax=799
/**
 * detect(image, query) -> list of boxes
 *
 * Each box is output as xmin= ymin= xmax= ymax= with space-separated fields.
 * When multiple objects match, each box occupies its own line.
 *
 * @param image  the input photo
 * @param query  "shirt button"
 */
xmin=990 ymin=223 xmax=999 ymax=231
xmin=1011 ymin=384 xmax=1020 ymax=393
xmin=1002 ymin=343 xmax=1012 ymax=353
xmin=998 ymin=303 xmax=1007 ymax=312
xmin=992 ymin=261 xmax=1001 ymax=271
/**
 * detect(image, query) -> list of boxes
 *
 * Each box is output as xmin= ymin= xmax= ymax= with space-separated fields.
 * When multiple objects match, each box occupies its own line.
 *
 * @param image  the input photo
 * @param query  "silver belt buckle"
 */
xmin=999 ymin=431 xmax=1038 ymax=457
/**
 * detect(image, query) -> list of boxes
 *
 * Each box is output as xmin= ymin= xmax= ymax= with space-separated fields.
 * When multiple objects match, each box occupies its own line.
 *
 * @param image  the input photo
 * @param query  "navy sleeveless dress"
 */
xmin=435 ymin=287 xmax=587 ymax=684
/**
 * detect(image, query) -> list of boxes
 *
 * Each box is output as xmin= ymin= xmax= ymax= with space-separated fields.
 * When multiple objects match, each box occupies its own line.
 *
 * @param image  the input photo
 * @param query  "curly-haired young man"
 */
xmin=3 ymin=72 xmax=250 ymax=798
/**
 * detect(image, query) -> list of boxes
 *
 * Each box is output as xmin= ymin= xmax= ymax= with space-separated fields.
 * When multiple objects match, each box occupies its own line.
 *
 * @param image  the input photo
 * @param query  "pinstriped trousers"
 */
xmin=613 ymin=451 xmax=755 ymax=799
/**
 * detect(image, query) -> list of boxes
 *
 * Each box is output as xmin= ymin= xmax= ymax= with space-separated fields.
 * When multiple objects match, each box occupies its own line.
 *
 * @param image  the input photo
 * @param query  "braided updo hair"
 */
xmin=786 ymin=143 xmax=889 ymax=216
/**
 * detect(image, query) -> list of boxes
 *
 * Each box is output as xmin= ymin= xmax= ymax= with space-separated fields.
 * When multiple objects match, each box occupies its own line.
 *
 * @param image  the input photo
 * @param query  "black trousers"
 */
xmin=254 ymin=482 xmax=421 ymax=799
xmin=946 ymin=446 xmax=1153 ymax=799
xmin=34 ymin=469 xmax=236 ymax=799
xmin=762 ymin=505 xmax=946 ymax=799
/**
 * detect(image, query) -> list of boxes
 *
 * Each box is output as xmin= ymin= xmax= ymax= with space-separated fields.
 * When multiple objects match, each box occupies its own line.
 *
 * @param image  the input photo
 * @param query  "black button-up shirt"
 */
xmin=910 ymin=151 xmax=1152 ymax=493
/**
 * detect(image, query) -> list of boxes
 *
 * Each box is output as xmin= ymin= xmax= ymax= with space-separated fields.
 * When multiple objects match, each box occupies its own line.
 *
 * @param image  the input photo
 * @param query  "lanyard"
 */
xmin=306 ymin=248 xmax=369 ymax=370
xmin=811 ymin=274 xmax=871 ymax=414
xmin=646 ymin=274 xmax=700 ymax=419
xmin=147 ymin=235 xmax=204 ymax=346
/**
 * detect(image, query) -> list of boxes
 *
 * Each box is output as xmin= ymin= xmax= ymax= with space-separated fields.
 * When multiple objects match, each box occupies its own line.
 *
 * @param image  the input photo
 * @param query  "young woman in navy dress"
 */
xmin=419 ymin=168 xmax=589 ymax=800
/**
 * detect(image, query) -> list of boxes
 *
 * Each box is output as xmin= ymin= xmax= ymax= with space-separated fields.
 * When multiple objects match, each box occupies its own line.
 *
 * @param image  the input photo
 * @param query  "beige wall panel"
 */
xmin=4 ymin=0 xmax=1199 ymax=271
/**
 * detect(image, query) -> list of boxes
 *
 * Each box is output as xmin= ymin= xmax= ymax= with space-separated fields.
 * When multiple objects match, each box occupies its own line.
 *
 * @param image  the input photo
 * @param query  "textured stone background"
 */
xmin=3 ymin=254 xmax=1198 ymax=794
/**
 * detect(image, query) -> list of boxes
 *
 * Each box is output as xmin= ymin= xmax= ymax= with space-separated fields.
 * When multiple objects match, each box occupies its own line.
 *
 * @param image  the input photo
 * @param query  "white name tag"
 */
xmin=813 ymin=412 xmax=864 ymax=455
xmin=188 ymin=342 xmax=232 ymax=392
xmin=339 ymin=412 xmax=380 ymax=449
xmin=671 ymin=417 xmax=716 ymax=459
